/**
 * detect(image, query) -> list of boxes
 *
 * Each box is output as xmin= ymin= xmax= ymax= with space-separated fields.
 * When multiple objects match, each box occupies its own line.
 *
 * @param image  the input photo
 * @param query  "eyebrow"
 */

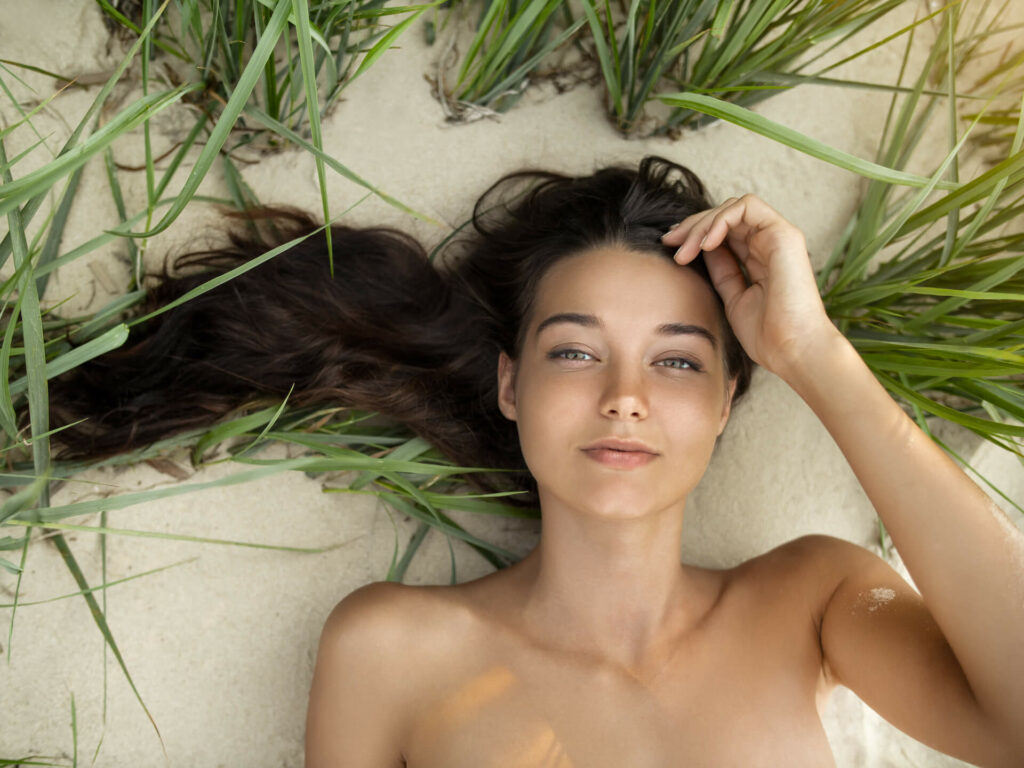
xmin=535 ymin=313 xmax=718 ymax=349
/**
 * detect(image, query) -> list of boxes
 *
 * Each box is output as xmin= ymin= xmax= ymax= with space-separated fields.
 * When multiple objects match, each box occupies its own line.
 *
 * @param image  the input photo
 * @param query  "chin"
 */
xmin=549 ymin=477 xmax=684 ymax=520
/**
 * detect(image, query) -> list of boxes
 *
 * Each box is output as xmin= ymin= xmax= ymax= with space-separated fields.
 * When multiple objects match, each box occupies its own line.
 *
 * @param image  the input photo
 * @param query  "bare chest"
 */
xmin=402 ymin=604 xmax=835 ymax=768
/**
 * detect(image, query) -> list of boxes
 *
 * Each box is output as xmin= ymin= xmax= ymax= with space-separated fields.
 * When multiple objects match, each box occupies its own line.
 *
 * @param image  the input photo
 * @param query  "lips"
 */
xmin=580 ymin=438 xmax=659 ymax=469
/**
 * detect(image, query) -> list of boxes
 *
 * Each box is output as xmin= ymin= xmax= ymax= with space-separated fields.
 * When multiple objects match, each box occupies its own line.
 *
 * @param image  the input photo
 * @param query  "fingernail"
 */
xmin=699 ymin=234 xmax=708 ymax=248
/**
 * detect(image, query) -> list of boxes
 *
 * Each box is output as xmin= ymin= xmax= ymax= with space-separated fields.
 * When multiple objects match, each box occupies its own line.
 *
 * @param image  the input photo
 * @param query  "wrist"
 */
xmin=772 ymin=325 xmax=856 ymax=396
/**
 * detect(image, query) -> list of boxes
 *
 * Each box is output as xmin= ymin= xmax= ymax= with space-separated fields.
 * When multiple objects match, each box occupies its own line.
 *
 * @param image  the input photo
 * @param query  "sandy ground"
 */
xmin=1 ymin=1 xmax=1022 ymax=766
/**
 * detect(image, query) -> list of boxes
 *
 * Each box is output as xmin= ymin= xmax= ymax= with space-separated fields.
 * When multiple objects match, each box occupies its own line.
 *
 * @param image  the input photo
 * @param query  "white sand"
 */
xmin=1 ymin=1 xmax=1022 ymax=766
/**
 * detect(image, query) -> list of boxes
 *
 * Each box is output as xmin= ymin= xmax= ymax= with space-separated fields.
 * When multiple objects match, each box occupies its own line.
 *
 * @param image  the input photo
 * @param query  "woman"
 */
xmin=49 ymin=158 xmax=1024 ymax=766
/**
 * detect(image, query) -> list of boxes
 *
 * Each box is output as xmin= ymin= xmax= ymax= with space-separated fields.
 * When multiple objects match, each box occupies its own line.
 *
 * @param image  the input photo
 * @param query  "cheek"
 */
xmin=512 ymin=373 xmax=588 ymax=463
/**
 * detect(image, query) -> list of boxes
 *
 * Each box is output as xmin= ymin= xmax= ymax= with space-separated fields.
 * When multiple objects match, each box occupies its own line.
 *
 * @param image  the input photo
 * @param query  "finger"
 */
xmin=699 ymin=196 xmax=765 ymax=257
xmin=701 ymin=195 xmax=802 ymax=272
xmin=702 ymin=245 xmax=748 ymax=311
xmin=661 ymin=207 xmax=718 ymax=255
xmin=666 ymin=201 xmax=738 ymax=265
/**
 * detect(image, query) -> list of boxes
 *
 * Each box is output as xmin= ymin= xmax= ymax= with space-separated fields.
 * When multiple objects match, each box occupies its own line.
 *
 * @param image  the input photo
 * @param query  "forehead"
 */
xmin=529 ymin=246 xmax=720 ymax=331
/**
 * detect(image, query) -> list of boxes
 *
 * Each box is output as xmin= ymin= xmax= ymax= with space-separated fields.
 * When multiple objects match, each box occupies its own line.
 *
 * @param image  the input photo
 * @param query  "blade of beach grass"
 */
xmin=655 ymin=93 xmax=960 ymax=189
xmin=0 ymin=293 xmax=25 ymax=441
xmin=1 ymin=137 xmax=50 ymax=490
xmin=291 ymin=0 xmax=333 ymax=270
xmin=99 ymin=503 xmax=109 ymax=741
xmin=801 ymin=0 xmax=959 ymax=80
xmin=368 ymin=490 xmax=517 ymax=573
xmin=6 ymin=518 xmax=346 ymax=554
xmin=0 ymin=0 xmax=174 ymax=257
xmin=387 ymin=520 xmax=430 ymax=583
xmin=452 ymin=0 xmax=583 ymax=112
xmin=653 ymin=0 xmax=910 ymax=133
xmin=69 ymin=692 xmax=77 ymax=768
xmin=0 ymin=557 xmax=197 ymax=608
xmin=468 ymin=12 xmax=587 ymax=110
xmin=349 ymin=435 xmax=434 ymax=490
xmin=226 ymin=385 xmax=294 ymax=459
xmin=191 ymin=404 xmax=288 ymax=465
xmin=828 ymin=113 xmax=980 ymax=295
xmin=878 ymin=373 xmax=1024 ymax=439
xmin=0 ymin=86 xmax=198 ymax=219
xmin=944 ymin=97 xmax=1024 ymax=264
xmin=34 ymin=163 xmax=84 ymax=300
xmin=139 ymin=0 xmax=157 ymax=268
xmin=67 ymin=291 xmax=146 ymax=343
xmin=2 ymin=131 xmax=53 ymax=668
xmin=940 ymin=2 xmax=961 ymax=269
xmin=103 ymin=148 xmax=141 ymax=289
xmin=124 ymin=0 xmax=292 ymax=239
xmin=127 ymin=227 xmax=326 ymax=327
xmin=711 ymin=1 xmax=1024 ymax=471
xmin=242 ymin=106 xmax=438 ymax=223
xmin=49 ymin=532 xmax=164 ymax=751
xmin=221 ymin=154 xmax=263 ymax=212
xmin=95 ymin=0 xmax=185 ymax=59
xmin=347 ymin=0 xmax=441 ymax=88
xmin=37 ymin=454 xmax=488 ymax=523
xmin=7 ymin=325 xmax=129 ymax=396
xmin=0 ymin=475 xmax=49 ymax=526
xmin=579 ymin=0 xmax=621 ymax=117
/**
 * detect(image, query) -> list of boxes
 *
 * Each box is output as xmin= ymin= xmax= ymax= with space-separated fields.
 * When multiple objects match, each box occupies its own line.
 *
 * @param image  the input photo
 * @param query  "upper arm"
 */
xmin=806 ymin=535 xmax=1018 ymax=767
xmin=306 ymin=582 xmax=412 ymax=768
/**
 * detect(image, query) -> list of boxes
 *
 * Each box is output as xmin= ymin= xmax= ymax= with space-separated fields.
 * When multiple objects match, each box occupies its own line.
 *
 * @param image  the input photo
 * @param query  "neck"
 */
xmin=510 ymin=490 xmax=711 ymax=671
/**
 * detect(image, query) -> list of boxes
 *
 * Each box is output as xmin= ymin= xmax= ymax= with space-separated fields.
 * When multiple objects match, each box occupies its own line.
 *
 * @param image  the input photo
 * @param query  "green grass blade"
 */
xmin=6 ymin=325 xmax=129 ymax=396
xmin=0 ymin=557 xmax=196 ymax=608
xmin=656 ymin=93 xmax=958 ymax=189
xmin=128 ymin=228 xmax=325 ymax=328
xmin=242 ymin=106 xmax=437 ymax=223
xmin=128 ymin=0 xmax=293 ymax=238
xmin=291 ymin=0 xmax=333 ymax=272
xmin=6 ymin=518 xmax=342 ymax=554
xmin=348 ymin=1 xmax=439 ymax=87
xmin=0 ymin=86 xmax=198 ymax=219
xmin=49 ymin=532 xmax=164 ymax=750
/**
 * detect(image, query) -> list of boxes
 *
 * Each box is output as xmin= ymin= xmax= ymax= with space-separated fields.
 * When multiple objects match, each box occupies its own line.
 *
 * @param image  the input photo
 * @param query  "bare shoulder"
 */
xmin=724 ymin=534 xmax=887 ymax=644
xmin=307 ymin=581 xmax=466 ymax=768
xmin=317 ymin=580 xmax=472 ymax=684
xmin=733 ymin=533 xmax=869 ymax=597
xmin=322 ymin=581 xmax=439 ymax=642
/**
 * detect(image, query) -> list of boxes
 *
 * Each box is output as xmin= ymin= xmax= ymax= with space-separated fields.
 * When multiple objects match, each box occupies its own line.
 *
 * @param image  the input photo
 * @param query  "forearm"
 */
xmin=779 ymin=329 xmax=1024 ymax=731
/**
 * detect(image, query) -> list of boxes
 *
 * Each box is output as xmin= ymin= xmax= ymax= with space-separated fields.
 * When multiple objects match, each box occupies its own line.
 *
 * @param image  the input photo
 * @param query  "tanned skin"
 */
xmin=305 ymin=195 xmax=1024 ymax=768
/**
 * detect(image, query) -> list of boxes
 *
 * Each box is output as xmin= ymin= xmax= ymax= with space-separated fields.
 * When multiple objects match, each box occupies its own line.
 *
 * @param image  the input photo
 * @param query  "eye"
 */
xmin=548 ymin=348 xmax=594 ymax=362
xmin=655 ymin=357 xmax=703 ymax=372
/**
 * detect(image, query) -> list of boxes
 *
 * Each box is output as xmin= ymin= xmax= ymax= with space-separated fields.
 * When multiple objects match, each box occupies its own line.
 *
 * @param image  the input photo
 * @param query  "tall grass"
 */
xmin=438 ymin=0 xmax=909 ymax=135
xmin=434 ymin=0 xmax=588 ymax=118
xmin=0 ymin=0 xmax=462 ymax=750
xmin=659 ymin=2 xmax=1024 ymax=510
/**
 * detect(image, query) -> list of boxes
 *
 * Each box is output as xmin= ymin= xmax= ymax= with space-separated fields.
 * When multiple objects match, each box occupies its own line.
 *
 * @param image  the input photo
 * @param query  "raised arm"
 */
xmin=663 ymin=196 xmax=1024 ymax=765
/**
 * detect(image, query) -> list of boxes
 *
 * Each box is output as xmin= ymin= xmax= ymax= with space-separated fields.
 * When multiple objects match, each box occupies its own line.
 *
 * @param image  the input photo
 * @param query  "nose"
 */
xmin=599 ymin=363 xmax=649 ymax=421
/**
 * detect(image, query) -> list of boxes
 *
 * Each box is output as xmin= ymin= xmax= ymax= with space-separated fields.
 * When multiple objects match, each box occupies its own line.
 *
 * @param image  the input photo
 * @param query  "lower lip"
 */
xmin=582 ymin=449 xmax=658 ymax=469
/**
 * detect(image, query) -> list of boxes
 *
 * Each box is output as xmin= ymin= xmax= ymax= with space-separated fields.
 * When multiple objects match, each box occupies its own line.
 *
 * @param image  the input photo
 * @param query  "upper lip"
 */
xmin=581 ymin=438 xmax=659 ymax=454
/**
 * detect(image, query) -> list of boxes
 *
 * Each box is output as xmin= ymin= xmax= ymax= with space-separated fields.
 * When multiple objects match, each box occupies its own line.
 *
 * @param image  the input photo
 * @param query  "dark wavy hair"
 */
xmin=45 ymin=156 xmax=753 ymax=495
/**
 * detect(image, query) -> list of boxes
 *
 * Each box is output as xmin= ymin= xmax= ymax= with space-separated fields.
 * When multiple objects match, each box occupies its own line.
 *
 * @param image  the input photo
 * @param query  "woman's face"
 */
xmin=498 ymin=246 xmax=736 ymax=520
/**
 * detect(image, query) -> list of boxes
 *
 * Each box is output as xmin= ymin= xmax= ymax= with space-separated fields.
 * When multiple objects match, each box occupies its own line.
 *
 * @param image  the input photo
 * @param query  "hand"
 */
xmin=660 ymin=194 xmax=840 ymax=378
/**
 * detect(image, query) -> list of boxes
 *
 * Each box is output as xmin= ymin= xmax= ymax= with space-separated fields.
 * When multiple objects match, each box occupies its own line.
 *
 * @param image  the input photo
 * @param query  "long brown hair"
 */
xmin=46 ymin=157 xmax=753 ymax=494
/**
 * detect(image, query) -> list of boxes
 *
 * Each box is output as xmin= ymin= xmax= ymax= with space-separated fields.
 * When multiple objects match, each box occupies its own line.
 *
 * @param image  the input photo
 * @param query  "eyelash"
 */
xmin=548 ymin=349 xmax=703 ymax=372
